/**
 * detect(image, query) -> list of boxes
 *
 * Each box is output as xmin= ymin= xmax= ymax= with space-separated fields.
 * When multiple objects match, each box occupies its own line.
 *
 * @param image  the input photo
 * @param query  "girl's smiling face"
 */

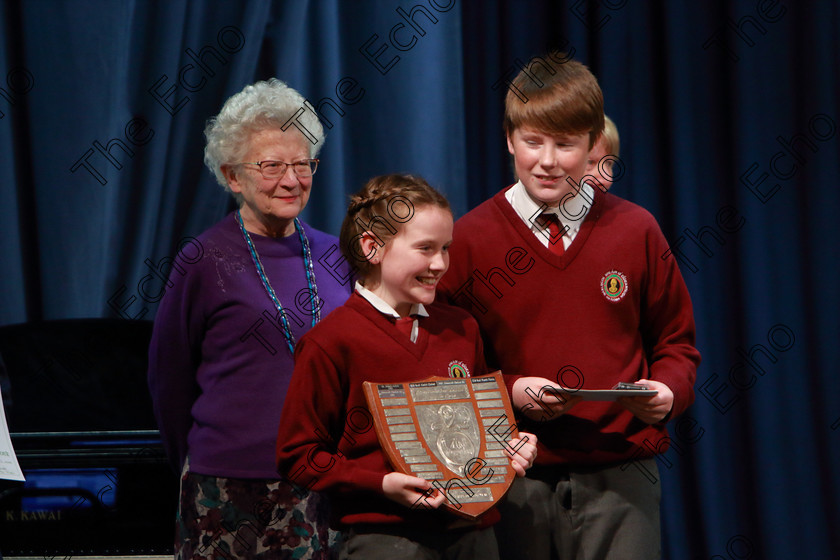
xmin=363 ymin=205 xmax=453 ymax=317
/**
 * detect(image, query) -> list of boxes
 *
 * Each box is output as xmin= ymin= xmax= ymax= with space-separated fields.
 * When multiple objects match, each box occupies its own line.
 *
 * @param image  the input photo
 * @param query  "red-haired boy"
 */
xmin=439 ymin=53 xmax=700 ymax=559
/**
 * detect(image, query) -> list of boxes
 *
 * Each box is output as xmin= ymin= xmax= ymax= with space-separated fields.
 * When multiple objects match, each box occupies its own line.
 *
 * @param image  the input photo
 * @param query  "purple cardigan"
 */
xmin=148 ymin=213 xmax=353 ymax=478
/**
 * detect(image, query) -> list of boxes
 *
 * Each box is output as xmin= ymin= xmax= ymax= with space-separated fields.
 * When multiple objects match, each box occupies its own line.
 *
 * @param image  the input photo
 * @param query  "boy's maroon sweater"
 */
xmin=438 ymin=187 xmax=701 ymax=467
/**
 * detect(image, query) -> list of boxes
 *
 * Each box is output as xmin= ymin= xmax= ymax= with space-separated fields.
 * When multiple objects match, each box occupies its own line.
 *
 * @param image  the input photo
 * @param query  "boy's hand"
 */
xmin=512 ymin=377 xmax=583 ymax=421
xmin=382 ymin=472 xmax=445 ymax=510
xmin=506 ymin=431 xmax=538 ymax=477
xmin=617 ymin=379 xmax=674 ymax=424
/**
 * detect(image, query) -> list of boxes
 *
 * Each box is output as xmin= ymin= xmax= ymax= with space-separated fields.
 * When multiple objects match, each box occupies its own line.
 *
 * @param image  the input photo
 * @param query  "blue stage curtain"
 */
xmin=1 ymin=1 xmax=838 ymax=558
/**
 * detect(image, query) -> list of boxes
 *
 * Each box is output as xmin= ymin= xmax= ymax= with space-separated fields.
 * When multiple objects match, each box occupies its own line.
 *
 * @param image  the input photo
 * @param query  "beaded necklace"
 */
xmin=236 ymin=209 xmax=321 ymax=354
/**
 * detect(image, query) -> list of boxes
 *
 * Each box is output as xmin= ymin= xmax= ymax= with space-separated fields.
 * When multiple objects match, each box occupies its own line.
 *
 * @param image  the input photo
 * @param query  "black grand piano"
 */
xmin=0 ymin=319 xmax=178 ymax=556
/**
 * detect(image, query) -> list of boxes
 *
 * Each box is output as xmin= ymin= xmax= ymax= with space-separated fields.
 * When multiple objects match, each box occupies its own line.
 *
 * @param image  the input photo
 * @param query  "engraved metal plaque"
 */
xmin=363 ymin=371 xmax=519 ymax=520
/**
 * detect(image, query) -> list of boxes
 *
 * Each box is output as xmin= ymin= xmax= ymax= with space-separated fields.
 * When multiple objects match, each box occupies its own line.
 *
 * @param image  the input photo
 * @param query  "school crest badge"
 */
xmin=601 ymin=270 xmax=628 ymax=302
xmin=448 ymin=360 xmax=470 ymax=378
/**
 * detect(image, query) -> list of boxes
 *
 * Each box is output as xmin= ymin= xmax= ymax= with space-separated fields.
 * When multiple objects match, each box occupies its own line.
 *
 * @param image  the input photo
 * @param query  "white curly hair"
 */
xmin=203 ymin=78 xmax=325 ymax=201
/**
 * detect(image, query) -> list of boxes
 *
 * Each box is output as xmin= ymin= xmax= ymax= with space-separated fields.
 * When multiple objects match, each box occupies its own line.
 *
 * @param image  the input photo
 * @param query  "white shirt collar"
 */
xmin=355 ymin=281 xmax=429 ymax=318
xmin=505 ymin=180 xmax=594 ymax=245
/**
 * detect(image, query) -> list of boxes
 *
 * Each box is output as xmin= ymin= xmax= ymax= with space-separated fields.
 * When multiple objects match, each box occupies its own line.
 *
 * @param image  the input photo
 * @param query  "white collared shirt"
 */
xmin=505 ymin=180 xmax=594 ymax=250
xmin=355 ymin=281 xmax=428 ymax=342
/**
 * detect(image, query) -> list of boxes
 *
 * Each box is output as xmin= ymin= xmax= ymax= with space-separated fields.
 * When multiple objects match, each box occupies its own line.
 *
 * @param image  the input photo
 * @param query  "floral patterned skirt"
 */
xmin=175 ymin=463 xmax=338 ymax=559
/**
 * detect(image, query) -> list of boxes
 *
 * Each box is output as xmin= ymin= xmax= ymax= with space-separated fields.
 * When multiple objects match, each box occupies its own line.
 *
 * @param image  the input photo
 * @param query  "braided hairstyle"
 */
xmin=340 ymin=174 xmax=451 ymax=281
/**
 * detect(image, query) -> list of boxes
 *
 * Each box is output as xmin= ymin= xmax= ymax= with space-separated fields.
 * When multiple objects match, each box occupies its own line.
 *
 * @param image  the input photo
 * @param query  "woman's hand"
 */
xmin=382 ymin=472 xmax=445 ymax=510
xmin=507 ymin=431 xmax=538 ymax=477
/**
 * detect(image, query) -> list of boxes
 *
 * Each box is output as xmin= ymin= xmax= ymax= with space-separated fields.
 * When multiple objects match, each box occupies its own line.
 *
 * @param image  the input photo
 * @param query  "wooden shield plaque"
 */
xmin=363 ymin=371 xmax=519 ymax=519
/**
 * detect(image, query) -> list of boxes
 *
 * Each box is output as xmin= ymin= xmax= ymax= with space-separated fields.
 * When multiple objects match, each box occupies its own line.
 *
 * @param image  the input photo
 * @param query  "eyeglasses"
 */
xmin=241 ymin=159 xmax=319 ymax=179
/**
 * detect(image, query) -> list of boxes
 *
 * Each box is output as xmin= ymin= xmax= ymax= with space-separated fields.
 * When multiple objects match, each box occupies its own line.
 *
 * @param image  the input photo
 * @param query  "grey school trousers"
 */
xmin=494 ymin=458 xmax=662 ymax=560
xmin=339 ymin=524 xmax=499 ymax=560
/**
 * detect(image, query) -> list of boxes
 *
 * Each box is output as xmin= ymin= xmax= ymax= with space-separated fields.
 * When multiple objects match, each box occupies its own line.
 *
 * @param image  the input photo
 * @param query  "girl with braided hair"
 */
xmin=276 ymin=174 xmax=537 ymax=559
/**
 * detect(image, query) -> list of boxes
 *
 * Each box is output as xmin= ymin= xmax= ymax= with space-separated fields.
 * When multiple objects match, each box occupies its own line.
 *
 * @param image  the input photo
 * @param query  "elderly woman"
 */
xmin=148 ymin=79 xmax=351 ymax=559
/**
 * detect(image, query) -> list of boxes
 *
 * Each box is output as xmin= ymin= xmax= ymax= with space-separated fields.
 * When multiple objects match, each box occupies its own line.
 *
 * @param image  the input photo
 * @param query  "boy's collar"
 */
xmin=507 ymin=180 xmax=594 ymax=228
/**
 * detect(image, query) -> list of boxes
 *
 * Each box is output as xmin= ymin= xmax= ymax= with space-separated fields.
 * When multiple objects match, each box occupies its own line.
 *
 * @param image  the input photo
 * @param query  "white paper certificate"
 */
xmin=0 ymin=387 xmax=25 ymax=481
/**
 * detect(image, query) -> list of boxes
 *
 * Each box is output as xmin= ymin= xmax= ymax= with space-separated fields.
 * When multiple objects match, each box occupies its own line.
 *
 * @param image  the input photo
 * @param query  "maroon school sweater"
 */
xmin=438 ymin=187 xmax=701 ymax=467
xmin=276 ymin=292 xmax=496 ymax=529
